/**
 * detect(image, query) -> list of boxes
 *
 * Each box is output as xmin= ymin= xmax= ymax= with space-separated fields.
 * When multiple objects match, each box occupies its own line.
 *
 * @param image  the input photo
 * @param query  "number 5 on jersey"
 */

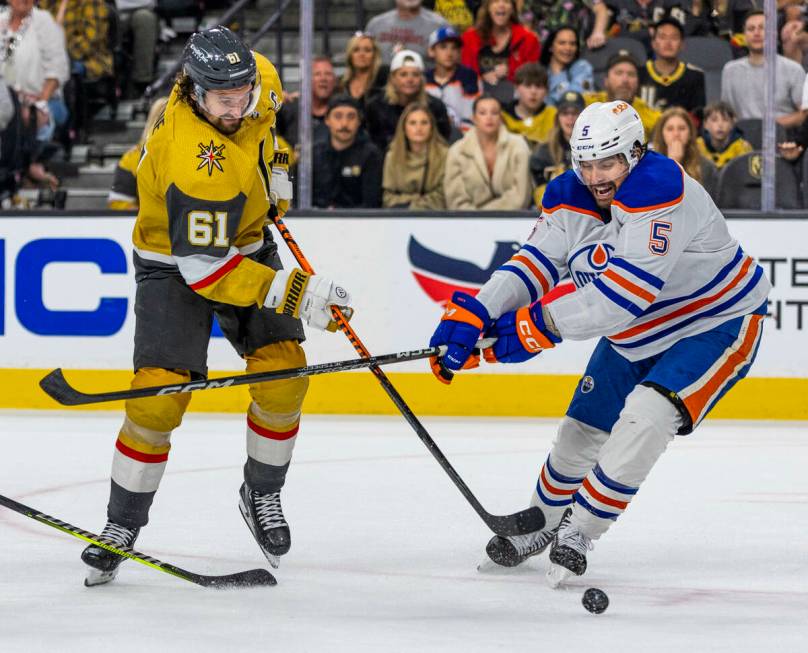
xmin=188 ymin=211 xmax=229 ymax=247
xmin=649 ymin=220 xmax=672 ymax=256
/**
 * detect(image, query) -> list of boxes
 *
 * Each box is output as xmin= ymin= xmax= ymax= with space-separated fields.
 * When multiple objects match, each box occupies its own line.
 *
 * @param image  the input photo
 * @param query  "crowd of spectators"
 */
xmin=0 ymin=0 xmax=205 ymax=207
xmin=273 ymin=1 xmax=808 ymax=211
xmin=2 ymin=0 xmax=807 ymax=212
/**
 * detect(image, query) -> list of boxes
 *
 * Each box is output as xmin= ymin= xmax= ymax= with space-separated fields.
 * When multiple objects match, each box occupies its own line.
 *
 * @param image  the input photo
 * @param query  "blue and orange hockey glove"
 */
xmin=483 ymin=301 xmax=562 ymax=364
xmin=429 ymin=292 xmax=492 ymax=384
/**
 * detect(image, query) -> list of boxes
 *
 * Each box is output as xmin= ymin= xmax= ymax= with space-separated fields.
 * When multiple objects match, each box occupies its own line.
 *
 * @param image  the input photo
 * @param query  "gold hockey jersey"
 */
xmin=134 ymin=52 xmax=288 ymax=308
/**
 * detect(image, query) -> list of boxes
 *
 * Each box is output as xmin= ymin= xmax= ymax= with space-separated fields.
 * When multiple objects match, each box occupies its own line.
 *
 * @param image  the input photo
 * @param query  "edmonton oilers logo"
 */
xmin=581 ymin=375 xmax=595 ymax=393
xmin=567 ymin=242 xmax=615 ymax=288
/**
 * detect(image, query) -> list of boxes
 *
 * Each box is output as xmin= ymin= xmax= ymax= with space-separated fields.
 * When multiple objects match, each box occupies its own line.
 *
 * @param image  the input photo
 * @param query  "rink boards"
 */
xmin=0 ymin=213 xmax=805 ymax=419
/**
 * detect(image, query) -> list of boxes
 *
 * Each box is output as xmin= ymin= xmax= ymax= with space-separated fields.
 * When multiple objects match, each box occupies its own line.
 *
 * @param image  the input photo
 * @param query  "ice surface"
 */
xmin=1 ymin=411 xmax=806 ymax=652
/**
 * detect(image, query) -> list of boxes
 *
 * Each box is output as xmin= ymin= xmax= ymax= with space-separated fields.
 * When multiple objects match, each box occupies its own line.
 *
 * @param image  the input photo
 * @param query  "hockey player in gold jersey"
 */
xmin=81 ymin=27 xmax=352 ymax=586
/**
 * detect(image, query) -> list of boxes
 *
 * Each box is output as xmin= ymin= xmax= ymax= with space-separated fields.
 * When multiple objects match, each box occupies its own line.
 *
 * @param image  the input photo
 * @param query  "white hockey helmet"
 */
xmin=570 ymin=101 xmax=645 ymax=182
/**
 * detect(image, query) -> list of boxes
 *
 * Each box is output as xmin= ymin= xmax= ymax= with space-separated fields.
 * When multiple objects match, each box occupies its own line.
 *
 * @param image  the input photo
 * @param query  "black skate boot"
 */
xmin=238 ymin=482 xmax=290 ymax=569
xmin=483 ymin=527 xmax=558 ymax=569
xmin=81 ymin=520 xmax=140 ymax=587
xmin=546 ymin=508 xmax=592 ymax=588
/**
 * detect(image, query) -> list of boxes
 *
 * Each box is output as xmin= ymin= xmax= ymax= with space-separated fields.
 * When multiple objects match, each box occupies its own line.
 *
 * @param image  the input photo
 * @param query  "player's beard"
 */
xmin=211 ymin=115 xmax=243 ymax=135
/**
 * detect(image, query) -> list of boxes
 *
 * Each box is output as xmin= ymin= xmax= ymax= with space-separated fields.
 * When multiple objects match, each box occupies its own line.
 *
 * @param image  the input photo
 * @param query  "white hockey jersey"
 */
xmin=476 ymin=151 xmax=771 ymax=362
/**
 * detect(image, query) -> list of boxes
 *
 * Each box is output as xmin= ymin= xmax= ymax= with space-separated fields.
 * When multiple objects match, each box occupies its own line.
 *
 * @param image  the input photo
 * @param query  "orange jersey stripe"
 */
xmin=512 ymin=255 xmax=550 ymax=295
xmin=602 ymin=268 xmax=656 ymax=303
xmin=682 ymin=314 xmax=763 ymax=424
xmin=543 ymin=203 xmax=603 ymax=221
xmin=612 ymin=167 xmax=684 ymax=213
xmin=541 ymin=466 xmax=577 ymax=496
xmin=611 ymin=257 xmax=753 ymax=341
xmin=582 ymin=478 xmax=629 ymax=510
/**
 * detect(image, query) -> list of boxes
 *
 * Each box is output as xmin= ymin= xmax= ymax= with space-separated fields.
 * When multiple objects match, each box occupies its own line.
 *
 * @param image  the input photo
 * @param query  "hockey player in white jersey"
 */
xmin=429 ymin=100 xmax=770 ymax=587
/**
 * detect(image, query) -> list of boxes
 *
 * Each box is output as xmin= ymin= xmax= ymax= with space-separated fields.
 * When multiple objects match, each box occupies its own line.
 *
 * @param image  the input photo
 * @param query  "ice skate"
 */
xmin=478 ymin=527 xmax=557 ymax=572
xmin=546 ymin=508 xmax=592 ymax=589
xmin=238 ymin=482 xmax=290 ymax=569
xmin=81 ymin=521 xmax=140 ymax=587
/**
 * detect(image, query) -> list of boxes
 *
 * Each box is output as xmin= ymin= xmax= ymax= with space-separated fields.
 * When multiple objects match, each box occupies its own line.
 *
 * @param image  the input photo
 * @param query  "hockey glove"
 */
xmin=484 ymin=302 xmax=562 ymax=364
xmin=269 ymin=146 xmax=293 ymax=218
xmin=429 ymin=292 xmax=491 ymax=384
xmin=265 ymin=268 xmax=352 ymax=332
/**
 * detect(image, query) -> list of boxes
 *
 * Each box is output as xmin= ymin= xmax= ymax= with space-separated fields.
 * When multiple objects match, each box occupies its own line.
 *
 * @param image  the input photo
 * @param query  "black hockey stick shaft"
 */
xmin=39 ymin=346 xmax=444 ymax=406
xmin=271 ymin=212 xmax=545 ymax=536
xmin=0 ymin=494 xmax=276 ymax=589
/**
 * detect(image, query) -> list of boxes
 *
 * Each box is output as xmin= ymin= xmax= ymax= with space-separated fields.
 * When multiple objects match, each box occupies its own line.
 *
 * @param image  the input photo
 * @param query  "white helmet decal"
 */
xmin=570 ymin=101 xmax=646 ymax=181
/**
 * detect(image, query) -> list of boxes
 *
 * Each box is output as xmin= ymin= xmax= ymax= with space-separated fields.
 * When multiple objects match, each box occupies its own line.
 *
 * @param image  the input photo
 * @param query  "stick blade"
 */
xmin=39 ymin=369 xmax=87 ymax=406
xmin=196 ymin=568 xmax=277 ymax=589
xmin=487 ymin=506 xmax=546 ymax=537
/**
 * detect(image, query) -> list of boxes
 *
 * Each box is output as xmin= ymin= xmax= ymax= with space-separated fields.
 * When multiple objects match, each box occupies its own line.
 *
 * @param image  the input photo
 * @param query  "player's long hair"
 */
xmin=652 ymin=107 xmax=704 ymax=183
xmin=475 ymin=0 xmax=521 ymax=42
xmin=341 ymin=33 xmax=383 ymax=98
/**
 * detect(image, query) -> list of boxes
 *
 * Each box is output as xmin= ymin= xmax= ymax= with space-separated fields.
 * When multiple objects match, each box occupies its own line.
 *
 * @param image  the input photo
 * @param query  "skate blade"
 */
xmin=84 ymin=566 xmax=119 ymax=587
xmin=545 ymin=562 xmax=573 ymax=589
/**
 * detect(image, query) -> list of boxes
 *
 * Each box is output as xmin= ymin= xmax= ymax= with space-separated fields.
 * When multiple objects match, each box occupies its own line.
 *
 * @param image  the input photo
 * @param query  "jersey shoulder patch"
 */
xmin=613 ymin=151 xmax=684 ymax=213
xmin=541 ymin=170 xmax=602 ymax=219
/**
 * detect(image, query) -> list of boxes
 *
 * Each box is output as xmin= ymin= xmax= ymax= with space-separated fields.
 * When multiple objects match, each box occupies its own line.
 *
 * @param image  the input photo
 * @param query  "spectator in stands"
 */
xmin=460 ymin=0 xmax=541 ymax=105
xmin=424 ymin=0 xmax=476 ymax=33
xmin=639 ymin=17 xmax=705 ymax=115
xmin=585 ymin=52 xmax=660 ymax=138
xmin=0 ymin=77 xmax=21 ymax=201
xmin=540 ymin=26 xmax=594 ymax=106
xmin=339 ymin=33 xmax=388 ymax=111
xmin=721 ymin=11 xmax=806 ymax=130
xmin=696 ymin=100 xmax=752 ymax=169
xmin=652 ymin=106 xmax=718 ymax=195
xmin=365 ymin=0 xmax=448 ymax=63
xmin=529 ymin=89 xmax=584 ymax=206
xmin=778 ymin=76 xmax=808 ymax=164
xmin=41 ymin=0 xmax=113 ymax=82
xmin=425 ymin=25 xmax=480 ymax=132
xmin=276 ymin=56 xmax=336 ymax=148
xmin=605 ymin=0 xmax=713 ymax=45
xmin=444 ymin=94 xmax=531 ymax=209
xmin=313 ymin=95 xmax=383 ymax=209
xmin=0 ymin=0 xmax=70 ymax=189
xmin=365 ymin=49 xmax=453 ymax=151
xmin=115 ymin=0 xmax=159 ymax=98
xmin=107 ymin=95 xmax=168 ymax=210
xmin=780 ymin=11 xmax=808 ymax=69
xmin=501 ymin=62 xmax=555 ymax=145
xmin=523 ymin=0 xmax=609 ymax=49
xmin=382 ymin=102 xmax=448 ymax=208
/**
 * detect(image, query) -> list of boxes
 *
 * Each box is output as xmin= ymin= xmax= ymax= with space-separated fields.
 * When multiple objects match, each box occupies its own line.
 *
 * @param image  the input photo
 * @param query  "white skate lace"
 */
xmin=98 ymin=522 xmax=137 ymax=547
xmin=252 ymin=491 xmax=287 ymax=530
xmin=555 ymin=518 xmax=593 ymax=555
xmin=510 ymin=529 xmax=556 ymax=557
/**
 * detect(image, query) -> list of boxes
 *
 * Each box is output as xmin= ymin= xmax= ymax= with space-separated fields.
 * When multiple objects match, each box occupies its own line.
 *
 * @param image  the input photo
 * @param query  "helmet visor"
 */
xmin=196 ymin=82 xmax=262 ymax=120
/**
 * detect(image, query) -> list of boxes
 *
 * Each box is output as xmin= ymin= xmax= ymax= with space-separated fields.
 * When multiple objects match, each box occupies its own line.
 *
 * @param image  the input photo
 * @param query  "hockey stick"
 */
xmin=0 ymin=493 xmax=276 ymax=588
xmin=270 ymin=212 xmax=545 ymax=537
xmin=39 ymin=346 xmax=444 ymax=406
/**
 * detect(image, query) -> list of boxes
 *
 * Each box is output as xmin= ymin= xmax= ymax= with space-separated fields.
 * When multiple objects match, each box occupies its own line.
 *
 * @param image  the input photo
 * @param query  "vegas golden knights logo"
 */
xmin=226 ymin=52 xmax=241 ymax=64
xmin=748 ymin=154 xmax=762 ymax=180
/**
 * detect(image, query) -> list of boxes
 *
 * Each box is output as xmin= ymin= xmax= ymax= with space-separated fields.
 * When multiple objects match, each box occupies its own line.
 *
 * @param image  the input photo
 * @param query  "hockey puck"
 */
xmin=582 ymin=587 xmax=609 ymax=614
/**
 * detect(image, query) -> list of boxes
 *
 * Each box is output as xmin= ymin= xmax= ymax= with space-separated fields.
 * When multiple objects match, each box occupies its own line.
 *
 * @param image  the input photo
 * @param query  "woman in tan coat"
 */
xmin=383 ymin=103 xmax=448 ymax=209
xmin=444 ymin=95 xmax=532 ymax=210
